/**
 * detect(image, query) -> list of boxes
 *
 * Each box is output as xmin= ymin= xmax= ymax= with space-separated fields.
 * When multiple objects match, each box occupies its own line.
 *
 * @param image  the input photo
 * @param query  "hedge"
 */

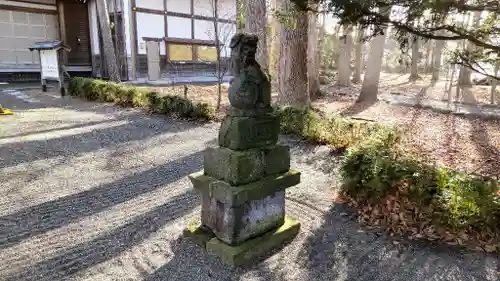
xmin=68 ymin=77 xmax=215 ymax=121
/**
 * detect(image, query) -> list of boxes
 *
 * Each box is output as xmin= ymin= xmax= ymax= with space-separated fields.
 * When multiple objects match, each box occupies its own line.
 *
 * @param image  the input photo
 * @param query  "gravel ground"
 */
xmin=0 ymin=87 xmax=499 ymax=281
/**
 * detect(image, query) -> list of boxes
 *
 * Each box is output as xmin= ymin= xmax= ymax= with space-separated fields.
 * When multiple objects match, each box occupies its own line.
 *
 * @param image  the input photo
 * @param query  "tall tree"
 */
xmin=409 ymin=35 xmax=419 ymax=81
xmin=244 ymin=0 xmax=269 ymax=72
xmin=431 ymin=39 xmax=445 ymax=82
xmin=290 ymin=0 xmax=500 ymax=81
xmin=358 ymin=7 xmax=392 ymax=102
xmin=317 ymin=11 xmax=327 ymax=62
xmin=270 ymin=0 xmax=281 ymax=83
xmin=352 ymin=26 xmax=364 ymax=83
xmin=490 ymin=61 xmax=500 ymax=104
xmin=307 ymin=0 xmax=321 ymax=99
xmin=278 ymin=0 xmax=309 ymax=107
xmin=337 ymin=25 xmax=353 ymax=86
xmin=96 ymin=0 xmax=120 ymax=82
xmin=458 ymin=10 xmax=482 ymax=86
xmin=424 ymin=40 xmax=433 ymax=73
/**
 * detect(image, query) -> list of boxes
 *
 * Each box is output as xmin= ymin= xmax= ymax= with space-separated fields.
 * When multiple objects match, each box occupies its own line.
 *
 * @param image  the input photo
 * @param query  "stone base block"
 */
xmin=204 ymin=190 xmax=285 ymax=245
xmin=183 ymin=224 xmax=215 ymax=248
xmin=206 ymin=217 xmax=301 ymax=266
xmin=218 ymin=113 xmax=280 ymax=150
xmin=189 ymin=170 xmax=300 ymax=245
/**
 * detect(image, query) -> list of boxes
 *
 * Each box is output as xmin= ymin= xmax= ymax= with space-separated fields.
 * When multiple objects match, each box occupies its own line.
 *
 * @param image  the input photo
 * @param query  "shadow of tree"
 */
xmin=0 ymin=88 xmax=49 ymax=111
xmin=0 ymin=150 xmax=204 ymax=250
xmin=469 ymin=118 xmax=500 ymax=178
xmin=0 ymin=119 xmax=119 ymax=141
xmin=3 ymin=189 xmax=200 ymax=281
xmin=461 ymin=87 xmax=500 ymax=177
xmin=0 ymin=113 xmax=201 ymax=169
xmin=338 ymin=98 xmax=378 ymax=117
xmin=444 ymin=114 xmax=459 ymax=167
xmin=301 ymin=204 xmax=499 ymax=281
xmin=143 ymin=235 xmax=292 ymax=281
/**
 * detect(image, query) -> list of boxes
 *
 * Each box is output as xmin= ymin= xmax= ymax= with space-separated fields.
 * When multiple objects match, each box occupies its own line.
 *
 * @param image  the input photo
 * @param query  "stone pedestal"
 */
xmin=184 ymin=109 xmax=301 ymax=266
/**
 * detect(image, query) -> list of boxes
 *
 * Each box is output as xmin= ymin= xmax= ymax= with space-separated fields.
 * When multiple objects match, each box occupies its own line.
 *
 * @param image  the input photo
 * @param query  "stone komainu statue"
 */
xmin=228 ymin=33 xmax=271 ymax=113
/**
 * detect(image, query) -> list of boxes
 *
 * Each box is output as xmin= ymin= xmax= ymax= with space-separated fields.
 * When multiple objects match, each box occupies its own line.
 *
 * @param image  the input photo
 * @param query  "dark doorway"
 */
xmin=63 ymin=0 xmax=92 ymax=66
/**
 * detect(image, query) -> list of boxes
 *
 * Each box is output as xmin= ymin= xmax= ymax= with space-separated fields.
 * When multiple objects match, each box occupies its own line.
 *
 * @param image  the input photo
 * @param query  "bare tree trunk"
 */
xmin=112 ymin=0 xmax=120 ymax=75
xmin=431 ymin=39 xmax=445 ymax=82
xmin=270 ymin=0 xmax=280 ymax=86
xmin=244 ymin=0 xmax=268 ymax=72
xmin=458 ymin=10 xmax=481 ymax=86
xmin=211 ymin=0 xmax=222 ymax=109
xmin=490 ymin=61 xmax=500 ymax=104
xmin=352 ymin=26 xmax=364 ymax=83
xmin=307 ymin=1 xmax=320 ymax=99
xmin=317 ymin=12 xmax=326 ymax=62
xmin=409 ymin=36 xmax=419 ymax=81
xmin=278 ymin=0 xmax=309 ymax=107
xmin=358 ymin=6 xmax=391 ymax=102
xmin=448 ymin=64 xmax=457 ymax=103
xmin=424 ymin=40 xmax=433 ymax=73
xmin=96 ymin=0 xmax=120 ymax=82
xmin=337 ymin=25 xmax=353 ymax=86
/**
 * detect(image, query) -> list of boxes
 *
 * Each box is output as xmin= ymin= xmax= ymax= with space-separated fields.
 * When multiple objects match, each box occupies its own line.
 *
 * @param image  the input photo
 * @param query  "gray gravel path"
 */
xmin=0 ymin=88 xmax=498 ymax=281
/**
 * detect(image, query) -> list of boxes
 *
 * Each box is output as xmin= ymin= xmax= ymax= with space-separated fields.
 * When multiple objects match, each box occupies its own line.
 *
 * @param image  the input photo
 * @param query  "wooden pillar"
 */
xmin=56 ymin=0 xmax=68 ymax=65
xmin=130 ymin=0 xmax=138 ymax=80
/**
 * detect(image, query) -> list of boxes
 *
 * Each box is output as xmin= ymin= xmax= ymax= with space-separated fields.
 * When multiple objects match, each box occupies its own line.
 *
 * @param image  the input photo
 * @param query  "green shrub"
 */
xmin=340 ymin=134 xmax=500 ymax=232
xmin=146 ymin=91 xmax=162 ymax=112
xmin=436 ymin=169 xmax=500 ymax=229
xmin=68 ymin=77 xmax=86 ymax=97
xmin=68 ymin=77 xmax=215 ymax=121
xmin=340 ymin=137 xmax=436 ymax=201
xmin=131 ymin=89 xmax=150 ymax=108
xmin=191 ymin=102 xmax=215 ymax=120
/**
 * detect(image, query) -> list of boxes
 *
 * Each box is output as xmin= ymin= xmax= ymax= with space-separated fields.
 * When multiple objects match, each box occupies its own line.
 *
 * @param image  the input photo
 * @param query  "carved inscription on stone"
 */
xmin=248 ymin=120 xmax=274 ymax=143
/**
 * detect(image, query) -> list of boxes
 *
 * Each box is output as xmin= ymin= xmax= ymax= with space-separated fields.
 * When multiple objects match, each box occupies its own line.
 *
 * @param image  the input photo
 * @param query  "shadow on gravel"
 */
xmin=0 ymin=113 xmax=201 ymax=169
xmin=0 ymin=150 xmax=204 ymax=250
xmin=301 ymin=205 xmax=499 ymax=281
xmin=3 ymin=189 xmax=200 ymax=281
xmin=143 ymin=236 xmax=291 ymax=281
xmin=0 ymin=119 xmax=118 ymax=140
xmin=0 ymin=89 xmax=48 ymax=111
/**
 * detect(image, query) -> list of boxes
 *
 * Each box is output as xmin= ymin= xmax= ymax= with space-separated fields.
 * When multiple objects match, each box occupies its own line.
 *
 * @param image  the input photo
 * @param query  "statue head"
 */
xmin=230 ymin=33 xmax=258 ymax=73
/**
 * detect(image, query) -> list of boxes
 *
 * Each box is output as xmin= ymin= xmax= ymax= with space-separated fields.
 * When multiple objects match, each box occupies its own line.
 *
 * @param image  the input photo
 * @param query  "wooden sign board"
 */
xmin=40 ymin=49 xmax=60 ymax=80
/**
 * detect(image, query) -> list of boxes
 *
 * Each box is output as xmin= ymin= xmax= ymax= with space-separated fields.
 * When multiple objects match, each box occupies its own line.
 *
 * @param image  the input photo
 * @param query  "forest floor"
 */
xmin=151 ymin=72 xmax=500 ymax=178
xmin=317 ymin=73 xmax=500 ymax=178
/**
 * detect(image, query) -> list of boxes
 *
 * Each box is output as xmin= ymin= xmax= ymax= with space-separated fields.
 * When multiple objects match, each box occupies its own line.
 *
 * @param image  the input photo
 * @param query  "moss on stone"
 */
xmin=203 ymin=147 xmax=265 ymax=186
xmin=206 ymin=216 xmax=300 ymax=266
xmin=183 ymin=223 xmax=216 ymax=248
xmin=190 ymin=170 xmax=301 ymax=206
xmin=263 ymin=144 xmax=291 ymax=175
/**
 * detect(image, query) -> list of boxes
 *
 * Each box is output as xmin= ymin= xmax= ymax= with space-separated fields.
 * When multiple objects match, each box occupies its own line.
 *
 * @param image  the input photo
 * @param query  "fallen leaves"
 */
xmin=343 ymin=189 xmax=500 ymax=254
